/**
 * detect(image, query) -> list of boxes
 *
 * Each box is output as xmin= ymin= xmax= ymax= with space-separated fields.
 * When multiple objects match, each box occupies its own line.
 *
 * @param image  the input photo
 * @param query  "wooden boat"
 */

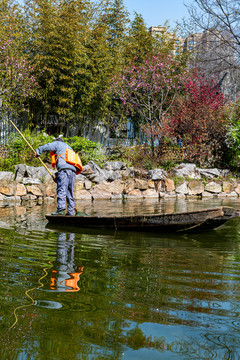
xmin=46 ymin=206 xmax=240 ymax=233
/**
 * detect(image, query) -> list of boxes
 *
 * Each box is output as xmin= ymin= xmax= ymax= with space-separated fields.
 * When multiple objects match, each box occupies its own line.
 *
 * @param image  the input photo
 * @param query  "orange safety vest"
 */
xmin=50 ymin=266 xmax=84 ymax=292
xmin=50 ymin=149 xmax=83 ymax=175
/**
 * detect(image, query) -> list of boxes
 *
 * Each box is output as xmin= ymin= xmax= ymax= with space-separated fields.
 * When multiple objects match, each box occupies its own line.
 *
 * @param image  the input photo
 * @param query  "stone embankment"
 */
xmin=0 ymin=161 xmax=239 ymax=204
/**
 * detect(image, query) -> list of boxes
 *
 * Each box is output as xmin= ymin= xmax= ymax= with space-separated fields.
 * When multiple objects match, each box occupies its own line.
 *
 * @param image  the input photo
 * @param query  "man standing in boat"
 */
xmin=35 ymin=136 xmax=81 ymax=216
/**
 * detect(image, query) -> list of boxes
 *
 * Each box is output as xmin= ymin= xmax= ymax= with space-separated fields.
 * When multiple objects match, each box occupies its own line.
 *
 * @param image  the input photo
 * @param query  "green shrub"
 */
xmin=2 ymin=129 xmax=52 ymax=171
xmin=1 ymin=130 xmax=108 ymax=171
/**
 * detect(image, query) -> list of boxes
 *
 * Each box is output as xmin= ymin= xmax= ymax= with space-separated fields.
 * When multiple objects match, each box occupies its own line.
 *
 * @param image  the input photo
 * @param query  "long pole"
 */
xmin=8 ymin=119 xmax=55 ymax=180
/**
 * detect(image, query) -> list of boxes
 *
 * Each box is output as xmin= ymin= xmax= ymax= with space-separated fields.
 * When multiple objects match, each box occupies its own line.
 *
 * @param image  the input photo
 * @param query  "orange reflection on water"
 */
xmin=50 ymin=266 xmax=84 ymax=292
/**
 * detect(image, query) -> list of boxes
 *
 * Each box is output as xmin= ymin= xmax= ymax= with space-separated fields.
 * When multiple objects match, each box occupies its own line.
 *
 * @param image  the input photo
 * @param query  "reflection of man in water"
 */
xmin=50 ymin=232 xmax=84 ymax=292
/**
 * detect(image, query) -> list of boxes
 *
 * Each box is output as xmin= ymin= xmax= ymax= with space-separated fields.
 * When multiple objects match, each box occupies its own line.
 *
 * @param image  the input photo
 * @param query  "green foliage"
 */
xmin=1 ymin=129 xmax=52 ymax=171
xmin=161 ymin=160 xmax=178 ymax=171
xmin=1 ymin=130 xmax=109 ymax=171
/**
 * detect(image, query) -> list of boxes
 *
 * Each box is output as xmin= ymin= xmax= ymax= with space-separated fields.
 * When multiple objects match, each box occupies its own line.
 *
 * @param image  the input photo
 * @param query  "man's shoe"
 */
xmin=51 ymin=210 xmax=65 ymax=215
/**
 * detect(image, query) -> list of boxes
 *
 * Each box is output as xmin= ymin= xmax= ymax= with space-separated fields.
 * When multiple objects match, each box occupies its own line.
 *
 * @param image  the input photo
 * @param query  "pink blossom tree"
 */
xmin=111 ymin=52 xmax=187 ymax=154
xmin=0 ymin=38 xmax=38 ymax=115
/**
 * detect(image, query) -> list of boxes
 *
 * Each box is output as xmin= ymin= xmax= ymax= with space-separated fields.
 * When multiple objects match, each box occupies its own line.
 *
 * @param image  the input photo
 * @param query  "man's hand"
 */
xmin=34 ymin=152 xmax=39 ymax=158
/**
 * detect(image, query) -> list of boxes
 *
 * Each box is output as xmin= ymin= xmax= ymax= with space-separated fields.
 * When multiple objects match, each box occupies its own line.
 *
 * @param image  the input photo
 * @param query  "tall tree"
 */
xmin=103 ymin=0 xmax=129 ymax=69
xmin=73 ymin=10 xmax=113 ymax=134
xmin=0 ymin=0 xmax=38 ymax=115
xmin=124 ymin=12 xmax=153 ymax=63
xmin=24 ymin=0 xmax=91 ymax=128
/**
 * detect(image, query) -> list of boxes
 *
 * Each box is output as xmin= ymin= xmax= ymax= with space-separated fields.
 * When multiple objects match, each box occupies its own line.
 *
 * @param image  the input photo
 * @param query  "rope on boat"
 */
xmin=9 ymin=261 xmax=52 ymax=330
xmin=176 ymin=220 xmax=207 ymax=232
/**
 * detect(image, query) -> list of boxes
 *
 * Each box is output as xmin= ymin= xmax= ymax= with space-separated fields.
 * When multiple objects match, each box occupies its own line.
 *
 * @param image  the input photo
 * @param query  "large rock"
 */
xmin=148 ymin=180 xmax=155 ymax=189
xmin=15 ymin=164 xmax=55 ymax=182
xmin=198 ymin=168 xmax=220 ymax=179
xmin=205 ymin=181 xmax=222 ymax=193
xmin=142 ymin=189 xmax=158 ymax=198
xmin=165 ymin=178 xmax=175 ymax=192
xmin=120 ymin=169 xmax=132 ymax=178
xmin=107 ymin=180 xmax=125 ymax=195
xmin=84 ymin=180 xmax=92 ymax=190
xmin=148 ymin=169 xmax=167 ymax=181
xmin=26 ymin=185 xmax=43 ymax=196
xmin=0 ymin=184 xmax=15 ymax=196
xmin=45 ymin=182 xmax=57 ymax=197
xmin=127 ymin=189 xmax=143 ymax=198
xmin=22 ymin=177 xmax=42 ymax=185
xmin=107 ymin=170 xmax=122 ymax=181
xmin=90 ymin=182 xmax=112 ymax=199
xmin=175 ymin=182 xmax=189 ymax=195
xmin=222 ymin=181 xmax=233 ymax=194
xmin=82 ymin=161 xmax=108 ymax=183
xmin=75 ymin=181 xmax=84 ymax=192
xmin=14 ymin=164 xmax=27 ymax=181
xmin=76 ymin=173 xmax=87 ymax=181
xmin=123 ymin=179 xmax=136 ymax=194
xmin=155 ymin=180 xmax=165 ymax=193
xmin=75 ymin=189 xmax=92 ymax=200
xmin=129 ymin=168 xmax=148 ymax=178
xmin=16 ymin=183 xmax=27 ymax=196
xmin=202 ymin=191 xmax=214 ymax=197
xmin=173 ymin=163 xmax=200 ymax=179
xmin=0 ymin=171 xmax=14 ymax=181
xmin=188 ymin=181 xmax=204 ymax=195
xmin=135 ymin=179 xmax=148 ymax=190
xmin=104 ymin=161 xmax=127 ymax=171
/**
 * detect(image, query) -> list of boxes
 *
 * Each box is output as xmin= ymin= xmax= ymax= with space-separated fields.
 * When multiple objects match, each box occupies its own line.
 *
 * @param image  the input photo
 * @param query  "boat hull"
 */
xmin=46 ymin=207 xmax=240 ymax=233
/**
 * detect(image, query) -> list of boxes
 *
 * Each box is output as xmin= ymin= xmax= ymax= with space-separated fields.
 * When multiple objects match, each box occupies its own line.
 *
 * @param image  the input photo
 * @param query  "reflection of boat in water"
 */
xmin=46 ymin=207 xmax=240 ymax=233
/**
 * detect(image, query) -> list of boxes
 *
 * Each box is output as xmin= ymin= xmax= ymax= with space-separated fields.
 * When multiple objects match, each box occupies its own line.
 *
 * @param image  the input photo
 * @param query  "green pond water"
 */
xmin=1 ymin=198 xmax=240 ymax=360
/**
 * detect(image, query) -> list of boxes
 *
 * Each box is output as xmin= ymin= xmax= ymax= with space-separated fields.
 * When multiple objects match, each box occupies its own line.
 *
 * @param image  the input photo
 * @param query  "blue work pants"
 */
xmin=57 ymin=169 xmax=76 ymax=215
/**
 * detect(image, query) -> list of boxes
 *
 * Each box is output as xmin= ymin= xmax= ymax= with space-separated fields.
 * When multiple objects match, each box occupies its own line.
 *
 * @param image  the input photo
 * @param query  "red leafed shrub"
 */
xmin=161 ymin=72 xmax=228 ymax=166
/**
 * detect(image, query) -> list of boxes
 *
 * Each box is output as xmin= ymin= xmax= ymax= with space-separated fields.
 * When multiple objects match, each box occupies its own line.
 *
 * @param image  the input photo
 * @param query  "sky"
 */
xmin=123 ymin=0 xmax=191 ymax=28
